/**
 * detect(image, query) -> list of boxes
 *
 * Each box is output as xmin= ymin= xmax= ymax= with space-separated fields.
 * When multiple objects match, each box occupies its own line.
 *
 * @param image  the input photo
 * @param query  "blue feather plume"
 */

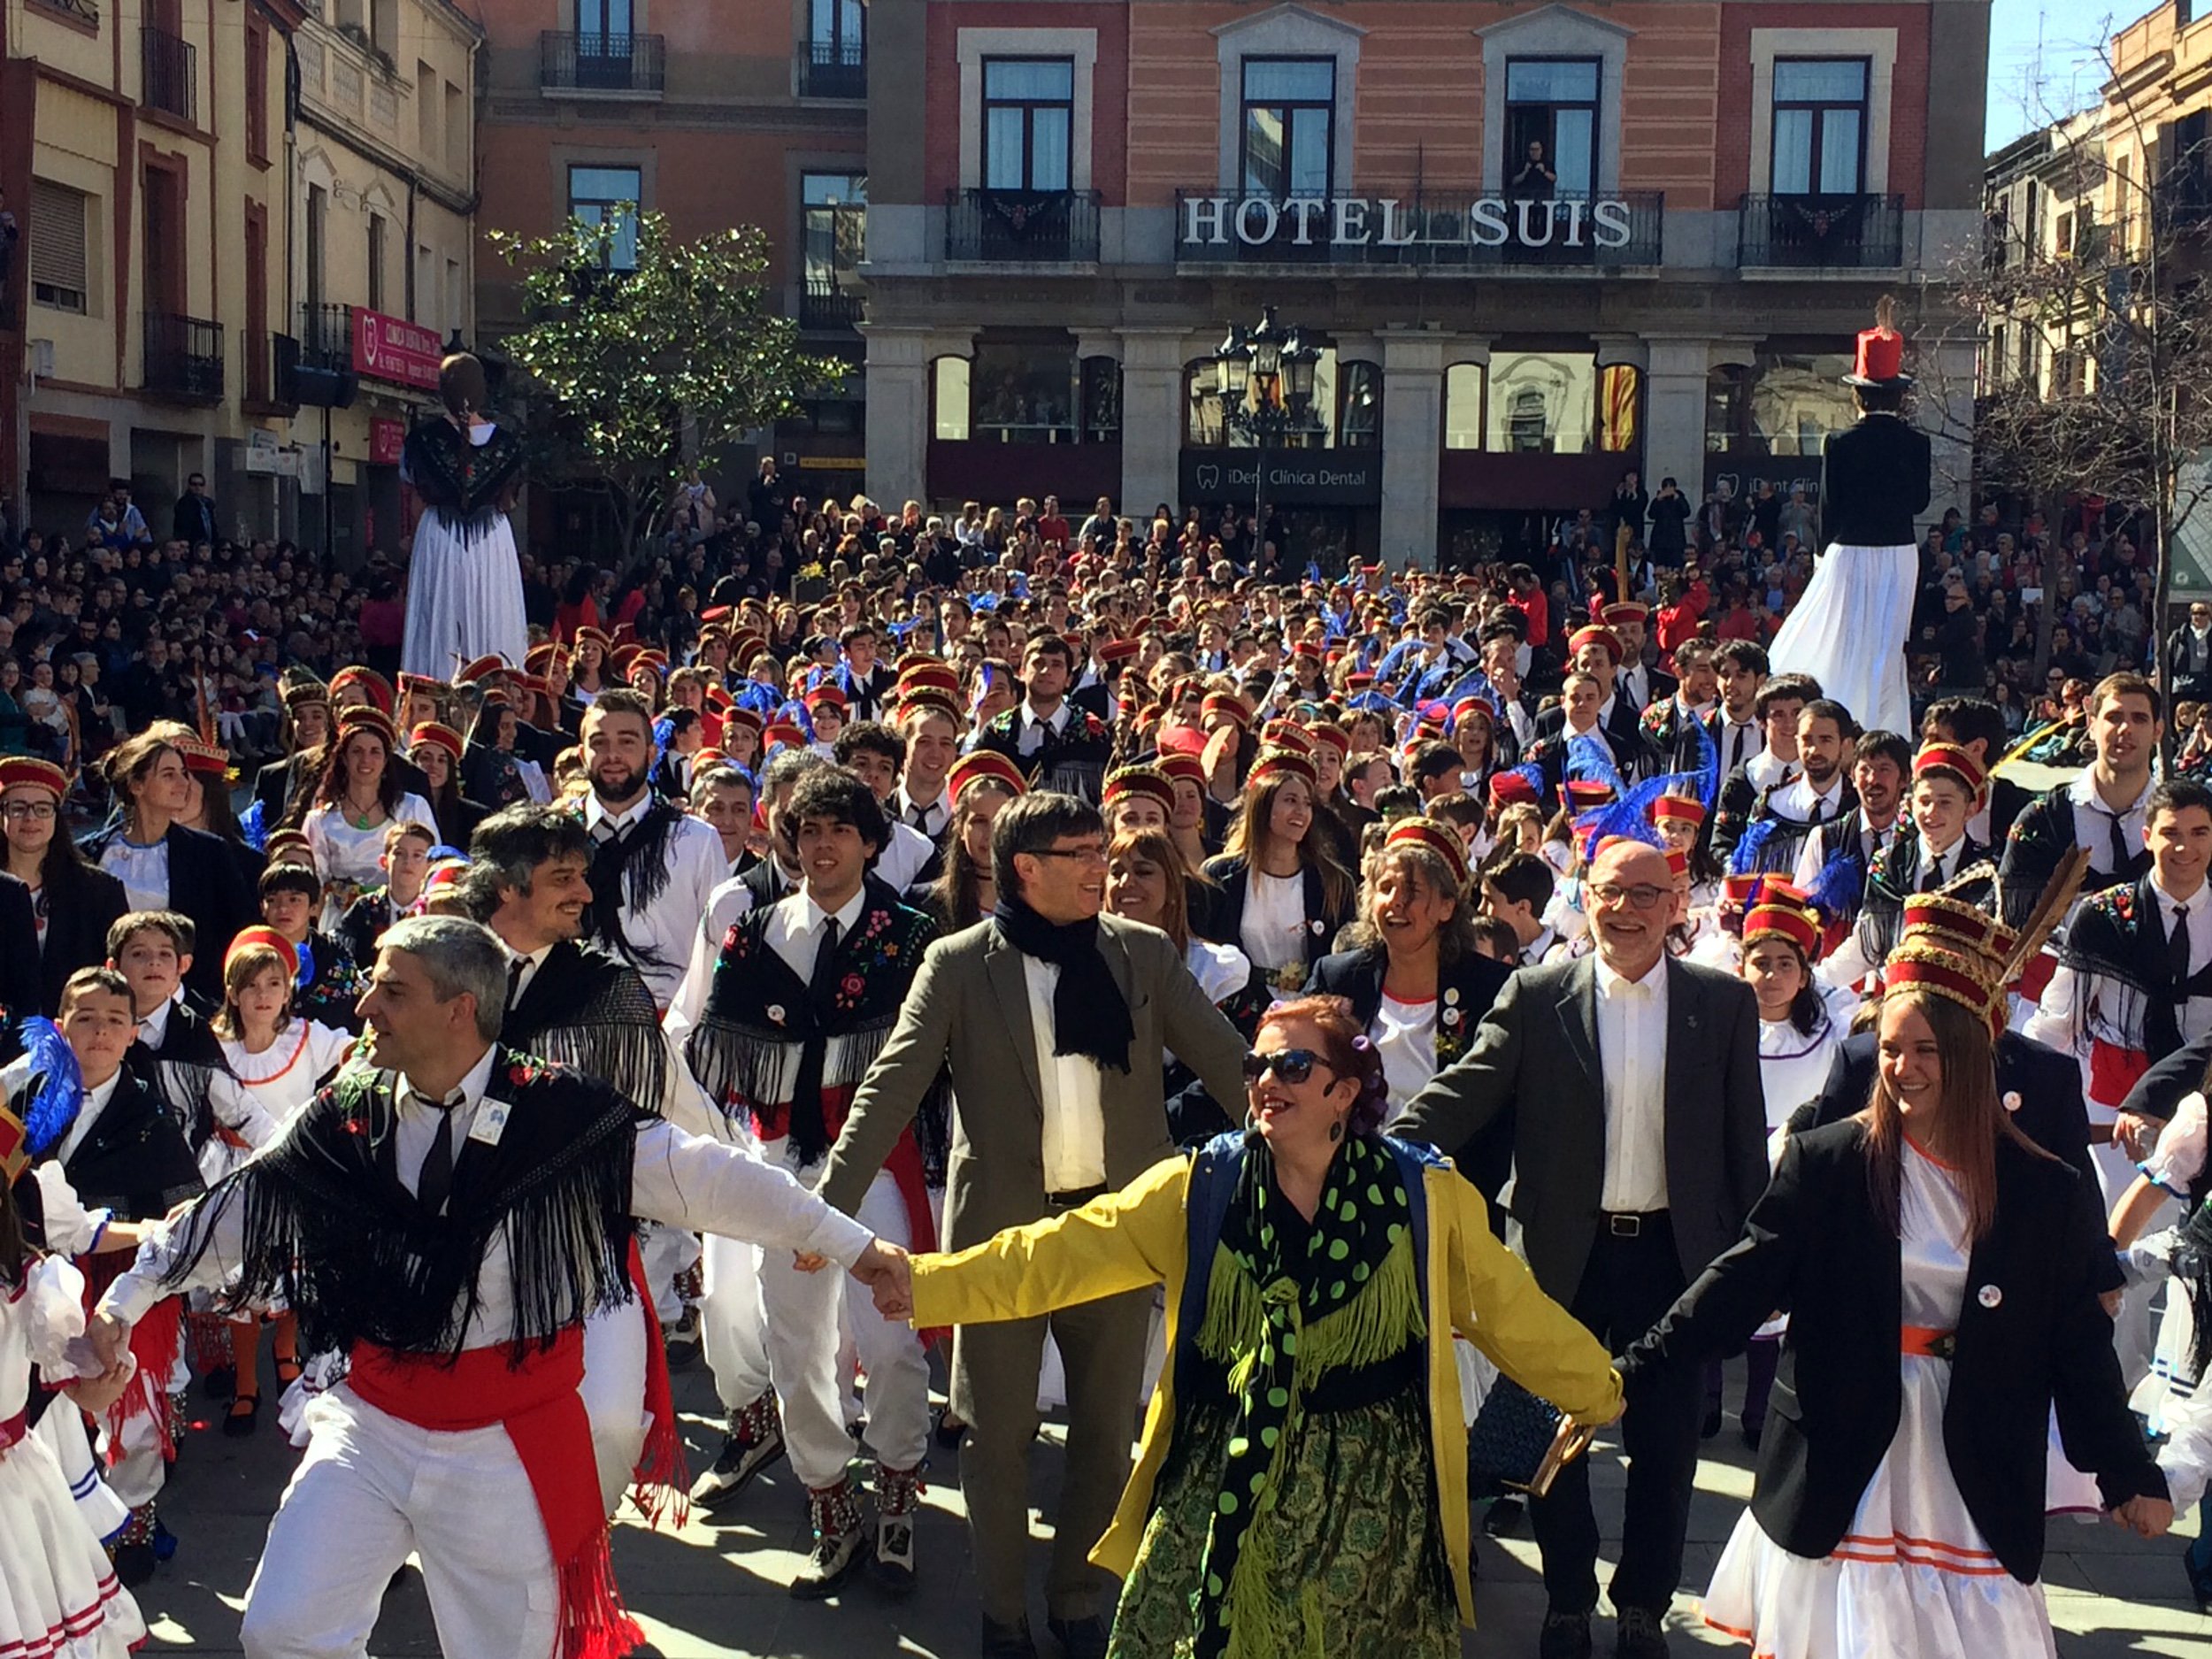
xmin=240 ymin=797 xmax=269 ymax=853
xmin=735 ymin=681 xmax=780 ymax=718
xmin=1502 ymin=760 xmax=1544 ymax=803
xmin=775 ymin=699 xmax=817 ymax=742
xmin=1575 ymin=772 xmax=1674 ymax=850
xmin=1803 ymin=845 xmax=1864 ymax=922
xmin=1727 ymin=817 xmax=1781 ymax=877
xmin=18 ymin=1016 xmax=81 ymax=1157
xmin=1439 ymin=666 xmax=1494 ymax=711
xmin=1689 ymin=717 xmax=1721 ymax=811
xmin=1565 ymin=734 xmax=1625 ymax=795
xmin=427 ymin=844 xmax=469 ymax=864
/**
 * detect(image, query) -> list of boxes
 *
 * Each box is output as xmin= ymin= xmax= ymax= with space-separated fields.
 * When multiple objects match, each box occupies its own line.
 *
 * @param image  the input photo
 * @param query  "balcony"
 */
xmin=798 ymin=40 xmax=865 ymax=98
xmin=141 ymin=26 xmax=196 ymax=124
xmin=946 ymin=189 xmax=1101 ymax=264
xmin=1171 ymin=189 xmax=1665 ymax=269
xmin=142 ymin=311 xmax=223 ymax=403
xmin=539 ymin=30 xmax=664 ymax=96
xmin=1738 ymin=193 xmax=1905 ymax=268
xmin=297 ymin=301 xmax=354 ymax=368
xmin=800 ymin=278 xmax=863 ymax=330
xmin=2156 ymin=165 xmax=2212 ymax=235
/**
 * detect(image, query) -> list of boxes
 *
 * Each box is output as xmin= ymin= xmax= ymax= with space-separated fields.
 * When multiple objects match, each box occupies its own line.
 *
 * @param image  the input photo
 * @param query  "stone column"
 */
xmin=1118 ymin=328 xmax=1187 ymax=518
xmin=1642 ymin=338 xmax=1713 ymax=505
xmin=1379 ymin=331 xmax=1445 ymax=569
xmin=863 ymin=327 xmax=932 ymax=508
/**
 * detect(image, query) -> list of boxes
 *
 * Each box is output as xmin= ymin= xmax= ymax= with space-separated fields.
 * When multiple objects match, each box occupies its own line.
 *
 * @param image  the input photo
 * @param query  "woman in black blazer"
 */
xmin=84 ymin=732 xmax=258 ymax=1005
xmin=1200 ymin=746 xmax=1354 ymax=993
xmin=0 ymin=755 xmax=128 ymax=1012
xmin=1621 ymin=955 xmax=2168 ymax=1656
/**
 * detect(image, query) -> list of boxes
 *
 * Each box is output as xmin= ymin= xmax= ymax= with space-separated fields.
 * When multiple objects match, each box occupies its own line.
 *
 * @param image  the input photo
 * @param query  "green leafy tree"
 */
xmin=488 ymin=211 xmax=842 ymax=558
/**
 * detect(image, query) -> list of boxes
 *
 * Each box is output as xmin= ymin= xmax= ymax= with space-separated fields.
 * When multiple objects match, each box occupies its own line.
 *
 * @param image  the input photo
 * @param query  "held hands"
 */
xmin=2108 ymin=1495 xmax=2174 ymax=1539
xmin=87 ymin=1311 xmax=131 ymax=1374
xmin=63 ymin=1353 xmax=137 ymax=1417
xmin=849 ymin=1239 xmax=915 ymax=1322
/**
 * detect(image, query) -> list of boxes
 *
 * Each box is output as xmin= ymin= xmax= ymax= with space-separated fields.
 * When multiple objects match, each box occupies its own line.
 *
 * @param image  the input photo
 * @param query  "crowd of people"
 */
xmin=1 ymin=357 xmax=2209 ymax=1659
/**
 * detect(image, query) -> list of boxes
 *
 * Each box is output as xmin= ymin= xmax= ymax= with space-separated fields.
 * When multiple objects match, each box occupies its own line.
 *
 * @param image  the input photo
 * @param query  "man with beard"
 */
xmin=1793 ymin=729 xmax=1911 ymax=915
xmin=972 ymin=634 xmax=1113 ymax=803
xmin=1637 ymin=640 xmax=1721 ymax=778
xmin=1728 ymin=697 xmax=1860 ymax=878
xmin=573 ymin=690 xmax=726 ymax=1010
xmin=1709 ymin=672 xmax=1816 ymax=864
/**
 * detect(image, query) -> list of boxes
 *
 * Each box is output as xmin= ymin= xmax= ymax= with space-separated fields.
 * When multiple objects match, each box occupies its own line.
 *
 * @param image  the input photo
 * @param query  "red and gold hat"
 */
xmin=524 ymin=642 xmax=567 ymax=675
xmin=1259 ymin=719 xmax=1317 ymax=756
xmin=174 ymin=735 xmax=230 ymax=778
xmin=409 ymin=722 xmax=465 ymax=765
xmin=224 ymin=924 xmax=298 ymax=975
xmin=1563 ymin=779 xmax=1614 ymax=812
xmin=1248 ymin=747 xmax=1317 ymax=789
xmin=1900 ymin=893 xmax=2017 ymax=968
xmin=1346 ymin=671 xmax=1376 ymax=692
xmin=1096 ymin=637 xmax=1143 ymax=666
xmin=1291 ymin=641 xmax=1325 ymax=663
xmin=1386 ymin=815 xmax=1471 ymax=889
xmin=456 ymin=655 xmax=510 ymax=686
xmin=1452 ymin=695 xmax=1497 ymax=727
xmin=337 ymin=706 xmax=398 ymax=749
xmin=1662 ymin=847 xmax=1691 ymax=881
xmin=573 ymin=626 xmax=615 ymax=655
xmin=626 ymin=650 xmax=669 ymax=681
xmin=899 ymin=687 xmax=963 ymax=724
xmin=0 ymin=756 xmax=67 ymax=798
xmin=762 ymin=719 xmax=809 ymax=750
xmin=1601 ymin=603 xmax=1649 ymax=629
xmin=329 ymin=664 xmax=396 ymax=714
xmin=898 ymin=661 xmax=962 ymax=700
xmin=947 ymin=750 xmax=1027 ymax=800
xmin=1567 ymin=625 xmax=1622 ymax=663
xmin=1884 ymin=939 xmax=2001 ymax=1035
xmin=1743 ymin=895 xmax=1822 ymax=959
xmin=1156 ymin=752 xmax=1208 ymax=789
xmin=729 ymin=631 xmax=769 ymax=665
xmin=512 ymin=672 xmax=552 ymax=697
xmin=283 ymin=678 xmax=331 ymax=713
xmin=420 ymin=857 xmax=472 ymax=904
xmin=1202 ymin=692 xmax=1251 ymax=728
xmin=700 ymin=605 xmax=734 ymax=625
xmin=1912 ymin=741 xmax=1987 ymax=804
xmin=1651 ymin=795 xmax=1708 ymax=828
xmin=723 ymin=707 xmax=765 ymax=739
xmin=1489 ymin=771 xmax=1539 ymax=809
xmin=803 ymin=683 xmax=849 ymax=714
xmin=1308 ymin=722 xmax=1350 ymax=755
xmin=1102 ymin=765 xmax=1176 ymax=815
xmin=1721 ymin=872 xmax=1765 ymax=905
xmin=265 ymin=828 xmax=314 ymax=868
xmin=693 ymin=748 xmax=729 ymax=771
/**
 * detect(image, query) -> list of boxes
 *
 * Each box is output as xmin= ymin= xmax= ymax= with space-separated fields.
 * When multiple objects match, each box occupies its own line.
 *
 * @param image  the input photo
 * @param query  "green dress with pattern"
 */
xmin=1108 ymin=1179 xmax=1459 ymax=1659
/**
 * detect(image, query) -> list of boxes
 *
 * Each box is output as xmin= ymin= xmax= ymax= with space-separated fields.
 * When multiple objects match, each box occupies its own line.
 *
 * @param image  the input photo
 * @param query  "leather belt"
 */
xmin=1601 ymin=1210 xmax=1668 ymax=1238
xmin=1045 ymin=1184 xmax=1109 ymax=1210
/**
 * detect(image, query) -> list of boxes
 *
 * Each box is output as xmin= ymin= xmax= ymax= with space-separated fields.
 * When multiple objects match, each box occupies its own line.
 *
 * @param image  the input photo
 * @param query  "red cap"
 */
xmin=1385 ymin=816 xmax=1471 ymax=889
xmin=947 ymin=751 xmax=1027 ymax=800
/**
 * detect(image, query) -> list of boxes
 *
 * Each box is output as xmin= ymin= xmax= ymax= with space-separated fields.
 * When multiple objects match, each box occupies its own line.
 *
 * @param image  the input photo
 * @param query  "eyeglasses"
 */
xmin=3 ymin=802 xmax=56 ymax=822
xmin=1028 ymin=844 xmax=1108 ymax=865
xmin=1587 ymin=881 xmax=1671 ymax=911
xmin=1242 ymin=1047 xmax=1326 ymax=1086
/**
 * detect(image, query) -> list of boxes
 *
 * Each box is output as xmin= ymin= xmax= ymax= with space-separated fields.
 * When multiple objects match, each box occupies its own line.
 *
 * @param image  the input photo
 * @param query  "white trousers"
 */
xmin=700 ymin=1229 xmax=770 ymax=1411
xmin=636 ymin=1221 xmax=701 ymax=1324
xmin=2093 ymin=1134 xmax=2168 ymax=1390
xmin=578 ymin=1296 xmax=649 ymax=1516
xmin=239 ymin=1385 xmax=558 ymax=1659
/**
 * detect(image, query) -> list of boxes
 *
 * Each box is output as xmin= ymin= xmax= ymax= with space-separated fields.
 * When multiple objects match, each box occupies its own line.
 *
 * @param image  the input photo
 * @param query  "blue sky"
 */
xmin=1985 ymin=0 xmax=2134 ymax=150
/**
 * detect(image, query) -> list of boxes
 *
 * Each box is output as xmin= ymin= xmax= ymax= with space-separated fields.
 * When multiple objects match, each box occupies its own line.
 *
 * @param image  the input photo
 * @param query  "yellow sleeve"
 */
xmin=910 ymin=1156 xmax=1190 ymax=1329
xmin=1444 ymin=1179 xmax=1624 ymax=1423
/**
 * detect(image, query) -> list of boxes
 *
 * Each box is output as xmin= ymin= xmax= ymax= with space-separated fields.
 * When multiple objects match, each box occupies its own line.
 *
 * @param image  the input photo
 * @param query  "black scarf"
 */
xmin=991 ymin=897 xmax=1133 ymax=1074
xmin=583 ymin=798 xmax=683 ymax=979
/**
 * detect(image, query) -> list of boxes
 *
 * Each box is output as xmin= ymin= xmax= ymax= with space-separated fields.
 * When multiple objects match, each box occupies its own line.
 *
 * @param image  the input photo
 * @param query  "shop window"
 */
xmin=933 ymin=357 xmax=971 ymax=441
xmin=983 ymin=58 xmax=1073 ymax=192
xmin=1338 ymin=360 xmax=1382 ymax=448
xmin=568 ymin=165 xmax=641 ymax=269
xmin=1186 ymin=360 xmax=1226 ymax=447
xmin=1504 ymin=58 xmax=1598 ymax=198
xmin=970 ymin=340 xmax=1079 ymax=442
xmin=1770 ymin=58 xmax=1868 ymax=196
xmin=1706 ymin=352 xmax=1856 ymax=455
xmin=1598 ymin=364 xmax=1640 ymax=452
xmin=1241 ymin=58 xmax=1334 ymax=199
xmin=1443 ymin=364 xmax=1486 ymax=450
xmin=1489 ymin=351 xmax=1595 ymax=454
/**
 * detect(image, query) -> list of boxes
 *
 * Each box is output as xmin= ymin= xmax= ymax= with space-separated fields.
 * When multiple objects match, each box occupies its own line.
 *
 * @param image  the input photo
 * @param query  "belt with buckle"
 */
xmin=1601 ymin=1210 xmax=1665 ymax=1238
xmin=1045 ymin=1184 xmax=1109 ymax=1210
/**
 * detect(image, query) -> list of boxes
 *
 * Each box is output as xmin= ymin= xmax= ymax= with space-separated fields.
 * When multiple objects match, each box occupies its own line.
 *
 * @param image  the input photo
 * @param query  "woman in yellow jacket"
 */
xmin=902 ymin=993 xmax=1624 ymax=1659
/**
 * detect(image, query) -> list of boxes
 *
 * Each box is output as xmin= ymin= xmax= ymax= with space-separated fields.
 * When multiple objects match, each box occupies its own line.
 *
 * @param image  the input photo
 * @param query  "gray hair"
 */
xmin=378 ymin=915 xmax=506 ymax=1043
xmin=759 ymin=747 xmax=828 ymax=802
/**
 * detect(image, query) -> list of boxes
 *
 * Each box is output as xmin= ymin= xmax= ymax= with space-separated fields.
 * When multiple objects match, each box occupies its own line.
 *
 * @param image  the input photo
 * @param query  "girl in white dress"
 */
xmin=299 ymin=710 xmax=437 ymax=927
xmin=0 ymin=1156 xmax=148 ymax=1659
xmin=204 ymin=928 xmax=354 ymax=1437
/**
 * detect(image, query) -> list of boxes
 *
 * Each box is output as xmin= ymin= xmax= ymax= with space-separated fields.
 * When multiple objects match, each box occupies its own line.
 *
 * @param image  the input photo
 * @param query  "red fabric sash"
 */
xmin=348 ymin=1330 xmax=641 ymax=1659
xmin=621 ymin=1240 xmax=687 ymax=1527
xmin=79 ymin=1252 xmax=180 ymax=1463
xmin=2012 ymin=948 xmax=2058 ymax=1004
xmin=2088 ymin=1039 xmax=2151 ymax=1110
xmin=881 ymin=1127 xmax=949 ymax=1350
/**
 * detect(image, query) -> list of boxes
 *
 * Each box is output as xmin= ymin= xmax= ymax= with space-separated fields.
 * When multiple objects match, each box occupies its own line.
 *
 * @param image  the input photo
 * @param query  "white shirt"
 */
xmin=872 ymin=820 xmax=939 ymax=895
xmin=765 ymin=885 xmax=868 ymax=984
xmin=665 ymin=867 xmax=785 ymax=1045
xmin=102 ymin=1044 xmax=875 ymax=1341
xmin=1240 ymin=867 xmax=1310 ymax=974
xmin=100 ymin=835 xmax=172 ymax=912
xmin=137 ymin=994 xmax=180 ymax=1051
xmin=1593 ymin=954 xmax=1670 ymax=1212
xmin=505 ymin=942 xmax=555 ymax=1008
xmin=1744 ymin=747 xmax=1797 ymax=795
xmin=1020 ymin=955 xmax=1108 ymax=1193
xmin=1717 ymin=716 xmax=1764 ymax=779
xmin=2069 ymin=770 xmax=2156 ymax=877
xmin=894 ymin=784 xmax=950 ymax=841
xmin=1371 ymin=992 xmax=1439 ymax=1125
xmin=1765 ymin=772 xmax=1847 ymax=826
xmin=1016 ymin=699 xmax=1071 ymax=759
xmin=304 ymin=795 xmax=440 ymax=887
xmin=581 ymin=794 xmax=729 ymax=1010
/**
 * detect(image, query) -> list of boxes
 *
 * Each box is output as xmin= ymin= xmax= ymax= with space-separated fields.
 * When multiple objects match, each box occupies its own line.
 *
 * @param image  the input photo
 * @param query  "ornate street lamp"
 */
xmin=1210 ymin=305 xmax=1325 ymax=550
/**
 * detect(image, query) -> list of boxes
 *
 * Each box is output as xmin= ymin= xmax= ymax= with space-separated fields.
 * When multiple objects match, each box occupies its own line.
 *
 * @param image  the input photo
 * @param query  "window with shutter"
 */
xmin=29 ymin=180 xmax=88 ymax=314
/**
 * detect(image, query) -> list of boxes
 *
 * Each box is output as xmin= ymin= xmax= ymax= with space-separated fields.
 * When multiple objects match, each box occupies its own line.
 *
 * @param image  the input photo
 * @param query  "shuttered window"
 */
xmin=30 ymin=180 xmax=88 ymax=313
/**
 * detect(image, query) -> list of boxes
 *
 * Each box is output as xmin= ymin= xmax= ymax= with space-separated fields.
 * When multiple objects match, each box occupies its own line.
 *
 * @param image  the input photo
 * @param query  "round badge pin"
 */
xmin=1977 ymin=1285 xmax=2002 ymax=1310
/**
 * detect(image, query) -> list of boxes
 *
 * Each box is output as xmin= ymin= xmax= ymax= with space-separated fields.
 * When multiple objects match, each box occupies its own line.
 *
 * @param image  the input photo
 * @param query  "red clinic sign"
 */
xmin=352 ymin=308 xmax=443 ymax=390
xmin=369 ymin=418 xmax=406 ymax=466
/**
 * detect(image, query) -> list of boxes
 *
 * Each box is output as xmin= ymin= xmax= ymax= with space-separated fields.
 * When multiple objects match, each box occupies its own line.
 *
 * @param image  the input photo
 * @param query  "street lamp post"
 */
xmin=1211 ymin=305 xmax=1323 ymax=568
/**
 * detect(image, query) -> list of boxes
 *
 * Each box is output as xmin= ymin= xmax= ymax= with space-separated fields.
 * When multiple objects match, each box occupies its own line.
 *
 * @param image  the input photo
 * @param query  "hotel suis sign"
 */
xmin=1180 ymin=193 xmax=1638 ymax=257
xmin=1179 ymin=449 xmax=1382 ymax=507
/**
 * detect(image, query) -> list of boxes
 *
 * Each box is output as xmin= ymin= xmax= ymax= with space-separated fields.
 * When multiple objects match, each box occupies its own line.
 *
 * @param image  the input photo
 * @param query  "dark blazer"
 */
xmin=1197 ymin=854 xmax=1351 ymax=976
xmin=34 ymin=862 xmax=127 ymax=1015
xmin=0 ymin=872 xmax=43 ymax=1016
xmin=81 ymin=823 xmax=258 ymax=1005
xmin=1394 ymin=953 xmax=1770 ymax=1301
xmin=2121 ymin=1028 xmax=2212 ymax=1126
xmin=1821 ymin=413 xmax=1932 ymax=548
xmin=53 ymin=1067 xmax=205 ymax=1221
xmin=1621 ymin=1121 xmax=2163 ymax=1584
xmin=1307 ymin=943 xmax=1517 ymax=1216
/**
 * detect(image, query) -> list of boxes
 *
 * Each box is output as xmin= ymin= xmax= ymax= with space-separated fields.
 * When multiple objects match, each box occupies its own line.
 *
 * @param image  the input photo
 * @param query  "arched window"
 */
xmin=1185 ymin=358 xmax=1227 ymax=447
xmin=1338 ymin=359 xmax=1382 ymax=447
xmin=1443 ymin=362 xmax=1486 ymax=450
xmin=933 ymin=356 xmax=971 ymax=441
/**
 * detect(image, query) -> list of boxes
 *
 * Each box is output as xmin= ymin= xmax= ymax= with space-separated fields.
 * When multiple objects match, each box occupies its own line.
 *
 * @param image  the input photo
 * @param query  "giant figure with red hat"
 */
xmin=1765 ymin=297 xmax=1932 ymax=738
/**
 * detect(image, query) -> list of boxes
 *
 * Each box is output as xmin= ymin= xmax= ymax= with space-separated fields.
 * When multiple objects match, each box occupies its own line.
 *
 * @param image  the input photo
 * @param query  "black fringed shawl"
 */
xmin=2057 ymin=876 xmax=2212 ymax=1067
xmin=583 ymin=800 xmax=687 ymax=985
xmin=402 ymin=419 xmax=526 ymax=542
xmin=684 ymin=879 xmax=937 ymax=1164
xmin=157 ymin=1049 xmax=644 ymax=1362
xmin=128 ymin=1000 xmax=229 ymax=1155
xmin=505 ymin=941 xmax=669 ymax=1116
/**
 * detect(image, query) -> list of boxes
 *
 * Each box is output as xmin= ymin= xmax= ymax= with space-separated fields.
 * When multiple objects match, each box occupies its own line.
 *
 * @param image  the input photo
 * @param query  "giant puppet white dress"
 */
xmin=398 ymin=416 xmax=529 ymax=681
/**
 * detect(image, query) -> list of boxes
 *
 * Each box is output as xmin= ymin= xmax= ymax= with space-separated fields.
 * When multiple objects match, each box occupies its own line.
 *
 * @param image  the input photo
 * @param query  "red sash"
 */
xmin=2087 ymin=1039 xmax=2151 ymax=1110
xmin=80 ymin=1252 xmax=180 ymax=1464
xmin=620 ymin=1240 xmax=687 ymax=1526
xmin=348 ymin=1329 xmax=642 ymax=1659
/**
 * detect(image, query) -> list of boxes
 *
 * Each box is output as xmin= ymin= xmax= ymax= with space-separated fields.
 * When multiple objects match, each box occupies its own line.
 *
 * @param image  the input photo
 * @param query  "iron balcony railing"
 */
xmin=143 ymin=311 xmax=223 ymax=402
xmin=798 ymin=40 xmax=865 ymax=98
xmin=540 ymin=30 xmax=665 ymax=94
xmin=800 ymin=279 xmax=863 ymax=329
xmin=1739 ymin=193 xmax=1906 ymax=268
xmin=1171 ymin=188 xmax=1664 ymax=268
xmin=946 ymin=189 xmax=1102 ymax=264
xmin=297 ymin=302 xmax=353 ymax=369
xmin=141 ymin=26 xmax=196 ymax=123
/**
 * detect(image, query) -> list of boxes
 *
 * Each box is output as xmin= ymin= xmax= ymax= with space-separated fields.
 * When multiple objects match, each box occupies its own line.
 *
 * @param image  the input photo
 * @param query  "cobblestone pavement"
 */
xmin=132 ymin=1350 xmax=2210 ymax=1656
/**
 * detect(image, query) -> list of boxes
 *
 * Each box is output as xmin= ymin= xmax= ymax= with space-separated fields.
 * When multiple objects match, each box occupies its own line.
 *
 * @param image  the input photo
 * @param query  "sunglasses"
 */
xmin=1242 ymin=1048 xmax=1325 ymax=1086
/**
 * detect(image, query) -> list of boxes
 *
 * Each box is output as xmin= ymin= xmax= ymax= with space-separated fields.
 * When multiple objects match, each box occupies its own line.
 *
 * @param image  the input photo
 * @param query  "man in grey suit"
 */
xmin=818 ymin=792 xmax=1248 ymax=1659
xmin=1397 ymin=840 xmax=1769 ymax=1659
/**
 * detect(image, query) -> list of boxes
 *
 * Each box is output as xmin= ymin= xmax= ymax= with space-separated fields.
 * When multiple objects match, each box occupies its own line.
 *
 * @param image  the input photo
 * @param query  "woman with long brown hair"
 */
xmin=919 ymin=752 xmax=1025 ymax=933
xmin=299 ymin=710 xmax=436 ymax=922
xmin=1620 ymin=941 xmax=2170 ymax=1658
xmin=1200 ymin=748 xmax=1355 ymax=997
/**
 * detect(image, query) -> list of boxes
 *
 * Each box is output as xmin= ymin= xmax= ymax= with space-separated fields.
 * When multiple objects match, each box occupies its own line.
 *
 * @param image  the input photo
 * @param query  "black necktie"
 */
xmin=1918 ymin=849 xmax=1946 ymax=892
xmin=507 ymin=956 xmax=528 ymax=1011
xmin=414 ymin=1090 xmax=463 ymax=1217
xmin=2171 ymin=902 xmax=2193 ymax=983
xmin=786 ymin=916 xmax=843 ymax=1165
xmin=2104 ymin=808 xmax=2132 ymax=873
xmin=1727 ymin=725 xmax=1749 ymax=775
xmin=908 ymin=803 xmax=933 ymax=832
